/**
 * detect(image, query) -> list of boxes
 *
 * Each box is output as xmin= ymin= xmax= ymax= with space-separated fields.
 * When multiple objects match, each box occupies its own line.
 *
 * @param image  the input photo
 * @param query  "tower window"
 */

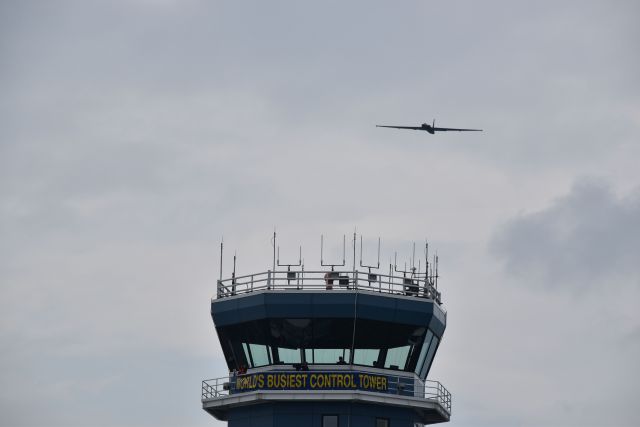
xmin=376 ymin=418 xmax=389 ymax=427
xmin=322 ymin=414 xmax=339 ymax=427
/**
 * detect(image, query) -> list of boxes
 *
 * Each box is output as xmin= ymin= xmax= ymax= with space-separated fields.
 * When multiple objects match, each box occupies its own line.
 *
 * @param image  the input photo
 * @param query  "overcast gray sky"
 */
xmin=1 ymin=1 xmax=639 ymax=426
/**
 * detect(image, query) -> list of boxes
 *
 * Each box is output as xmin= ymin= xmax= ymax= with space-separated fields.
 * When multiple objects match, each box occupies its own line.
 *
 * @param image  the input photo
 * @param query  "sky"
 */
xmin=1 ymin=1 xmax=639 ymax=426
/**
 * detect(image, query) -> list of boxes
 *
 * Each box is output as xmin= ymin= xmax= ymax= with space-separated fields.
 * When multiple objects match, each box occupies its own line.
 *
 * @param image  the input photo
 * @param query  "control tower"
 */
xmin=202 ymin=234 xmax=451 ymax=427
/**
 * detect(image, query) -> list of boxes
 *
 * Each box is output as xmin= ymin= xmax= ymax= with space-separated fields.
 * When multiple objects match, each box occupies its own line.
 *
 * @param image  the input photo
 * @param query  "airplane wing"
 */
xmin=433 ymin=127 xmax=482 ymax=132
xmin=376 ymin=125 xmax=425 ymax=130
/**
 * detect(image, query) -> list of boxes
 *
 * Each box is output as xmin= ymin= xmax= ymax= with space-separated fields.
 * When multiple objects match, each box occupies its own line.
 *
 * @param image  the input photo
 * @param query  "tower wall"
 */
xmin=227 ymin=402 xmax=432 ymax=427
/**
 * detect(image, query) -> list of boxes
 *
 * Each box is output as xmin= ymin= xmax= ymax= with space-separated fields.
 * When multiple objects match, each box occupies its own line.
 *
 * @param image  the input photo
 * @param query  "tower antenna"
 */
xmin=277 ymin=245 xmax=303 ymax=268
xmin=219 ymin=236 xmax=224 ymax=281
xmin=232 ymin=251 xmax=237 ymax=277
xmin=352 ymin=230 xmax=357 ymax=271
xmin=321 ymin=234 xmax=346 ymax=271
xmin=433 ymin=254 xmax=437 ymax=289
xmin=231 ymin=251 xmax=237 ymax=295
xmin=435 ymin=253 xmax=439 ymax=289
xmin=271 ymin=229 xmax=276 ymax=272
xmin=424 ymin=239 xmax=429 ymax=282
xmin=360 ymin=235 xmax=381 ymax=285
xmin=394 ymin=242 xmax=417 ymax=276
xmin=411 ymin=242 xmax=416 ymax=277
xmin=359 ymin=236 xmax=381 ymax=270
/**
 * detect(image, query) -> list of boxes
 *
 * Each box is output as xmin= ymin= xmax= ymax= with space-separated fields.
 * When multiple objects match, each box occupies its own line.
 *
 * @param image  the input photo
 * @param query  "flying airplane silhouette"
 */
xmin=376 ymin=120 xmax=482 ymax=134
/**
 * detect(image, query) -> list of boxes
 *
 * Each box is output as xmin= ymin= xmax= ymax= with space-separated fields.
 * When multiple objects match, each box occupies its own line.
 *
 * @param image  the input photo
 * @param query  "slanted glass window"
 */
xmin=218 ymin=317 xmax=434 ymax=373
xmin=242 ymin=343 xmax=252 ymax=366
xmin=353 ymin=349 xmax=380 ymax=366
xmin=322 ymin=414 xmax=339 ymax=427
xmin=376 ymin=418 xmax=389 ymax=427
xmin=352 ymin=318 xmax=425 ymax=371
xmin=384 ymin=345 xmax=410 ymax=369
xmin=277 ymin=347 xmax=301 ymax=363
xmin=312 ymin=318 xmax=355 ymax=351
xmin=415 ymin=330 xmax=434 ymax=375
xmin=419 ymin=336 xmax=439 ymax=378
xmin=313 ymin=349 xmax=351 ymax=364
xmin=248 ymin=343 xmax=270 ymax=367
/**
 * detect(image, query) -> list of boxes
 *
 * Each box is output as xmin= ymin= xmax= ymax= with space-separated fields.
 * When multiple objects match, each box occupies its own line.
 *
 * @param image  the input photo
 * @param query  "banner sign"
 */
xmin=233 ymin=371 xmax=394 ymax=393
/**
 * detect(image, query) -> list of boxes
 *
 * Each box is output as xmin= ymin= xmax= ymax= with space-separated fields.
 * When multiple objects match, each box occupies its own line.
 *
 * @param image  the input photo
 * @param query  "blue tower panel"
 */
xmin=224 ymin=401 xmax=444 ymax=427
xmin=428 ymin=308 xmax=446 ymax=337
xmin=210 ymin=297 xmax=241 ymax=326
xmin=211 ymin=291 xmax=445 ymax=332
xmin=311 ymin=293 xmax=358 ymax=318
xmin=355 ymin=293 xmax=397 ymax=322
xmin=392 ymin=297 xmax=434 ymax=326
xmin=264 ymin=293 xmax=314 ymax=318
xmin=236 ymin=293 xmax=268 ymax=321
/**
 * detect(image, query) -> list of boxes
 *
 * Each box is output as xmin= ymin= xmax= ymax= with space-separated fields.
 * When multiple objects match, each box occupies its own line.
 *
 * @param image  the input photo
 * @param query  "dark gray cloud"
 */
xmin=492 ymin=178 xmax=640 ymax=290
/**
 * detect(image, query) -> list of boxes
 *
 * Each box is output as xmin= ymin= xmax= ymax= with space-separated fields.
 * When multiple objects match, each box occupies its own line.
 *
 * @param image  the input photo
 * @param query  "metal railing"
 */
xmin=201 ymin=370 xmax=451 ymax=414
xmin=424 ymin=379 xmax=452 ymax=413
xmin=216 ymin=270 xmax=442 ymax=304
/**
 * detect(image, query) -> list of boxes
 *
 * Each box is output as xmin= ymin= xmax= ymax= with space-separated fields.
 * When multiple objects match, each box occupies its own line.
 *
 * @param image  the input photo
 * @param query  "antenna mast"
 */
xmin=423 ymin=240 xmax=431 ymax=285
xmin=352 ymin=231 xmax=357 ymax=271
xmin=394 ymin=242 xmax=417 ymax=277
xmin=435 ymin=253 xmax=439 ymax=289
xmin=271 ymin=230 xmax=276 ymax=272
xmin=321 ymin=234 xmax=346 ymax=271
xmin=219 ymin=237 xmax=224 ymax=281
xmin=360 ymin=236 xmax=381 ymax=270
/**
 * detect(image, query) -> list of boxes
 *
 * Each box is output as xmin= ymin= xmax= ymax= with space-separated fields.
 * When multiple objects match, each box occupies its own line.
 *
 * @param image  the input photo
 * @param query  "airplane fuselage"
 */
xmin=421 ymin=123 xmax=435 ymax=134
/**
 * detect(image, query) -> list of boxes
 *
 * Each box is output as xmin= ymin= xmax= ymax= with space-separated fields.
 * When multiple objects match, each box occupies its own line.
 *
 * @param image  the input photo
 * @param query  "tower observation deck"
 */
xmin=202 ymin=234 xmax=451 ymax=427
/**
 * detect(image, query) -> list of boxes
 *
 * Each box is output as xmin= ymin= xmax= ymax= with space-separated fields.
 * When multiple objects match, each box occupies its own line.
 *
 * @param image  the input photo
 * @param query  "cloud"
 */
xmin=491 ymin=178 xmax=640 ymax=290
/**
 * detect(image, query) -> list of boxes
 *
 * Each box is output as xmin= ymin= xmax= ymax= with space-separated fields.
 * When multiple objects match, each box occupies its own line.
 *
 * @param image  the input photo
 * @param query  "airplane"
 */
xmin=376 ymin=119 xmax=482 ymax=134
